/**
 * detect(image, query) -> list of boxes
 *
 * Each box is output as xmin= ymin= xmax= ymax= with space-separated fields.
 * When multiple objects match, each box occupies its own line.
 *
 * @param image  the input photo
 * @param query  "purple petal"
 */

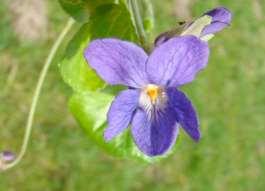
xmin=104 ymin=89 xmax=140 ymax=141
xmin=131 ymin=108 xmax=179 ymax=156
xmin=146 ymin=36 xmax=209 ymax=87
xmin=202 ymin=7 xmax=232 ymax=36
xmin=167 ymin=88 xmax=200 ymax=141
xmin=206 ymin=7 xmax=232 ymax=24
xmin=84 ymin=38 xmax=148 ymax=88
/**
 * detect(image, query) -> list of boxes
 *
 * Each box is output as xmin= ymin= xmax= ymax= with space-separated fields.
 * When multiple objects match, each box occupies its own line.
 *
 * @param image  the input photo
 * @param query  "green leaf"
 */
xmin=89 ymin=4 xmax=138 ymax=41
xmin=58 ymin=0 xmax=116 ymax=22
xmin=69 ymin=90 xmax=165 ymax=162
xmin=59 ymin=3 xmax=138 ymax=92
xmin=59 ymin=24 xmax=104 ymax=92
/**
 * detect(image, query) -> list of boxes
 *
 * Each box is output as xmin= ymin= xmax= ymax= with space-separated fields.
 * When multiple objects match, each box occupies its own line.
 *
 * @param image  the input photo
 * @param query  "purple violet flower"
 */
xmin=0 ymin=151 xmax=15 ymax=162
xmin=84 ymin=35 xmax=209 ymax=156
xmin=155 ymin=7 xmax=232 ymax=46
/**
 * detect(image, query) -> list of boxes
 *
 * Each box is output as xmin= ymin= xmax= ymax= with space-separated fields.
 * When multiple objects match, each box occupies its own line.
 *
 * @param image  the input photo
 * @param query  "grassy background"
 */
xmin=1 ymin=0 xmax=265 ymax=190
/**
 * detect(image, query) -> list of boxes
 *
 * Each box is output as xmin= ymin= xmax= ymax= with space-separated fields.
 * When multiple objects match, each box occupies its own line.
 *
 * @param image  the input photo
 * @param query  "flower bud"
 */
xmin=1 ymin=151 xmax=15 ymax=162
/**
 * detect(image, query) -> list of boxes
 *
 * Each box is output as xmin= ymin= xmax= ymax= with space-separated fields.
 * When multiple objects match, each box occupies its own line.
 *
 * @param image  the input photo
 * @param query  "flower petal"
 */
xmin=104 ymin=89 xmax=140 ymax=141
xmin=131 ymin=108 xmax=179 ymax=156
xmin=202 ymin=7 xmax=232 ymax=36
xmin=146 ymin=36 xmax=209 ymax=87
xmin=84 ymin=38 xmax=148 ymax=88
xmin=167 ymin=88 xmax=200 ymax=141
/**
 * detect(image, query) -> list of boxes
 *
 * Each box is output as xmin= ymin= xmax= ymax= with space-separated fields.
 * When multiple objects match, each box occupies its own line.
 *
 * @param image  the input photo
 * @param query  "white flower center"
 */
xmin=139 ymin=84 xmax=168 ymax=117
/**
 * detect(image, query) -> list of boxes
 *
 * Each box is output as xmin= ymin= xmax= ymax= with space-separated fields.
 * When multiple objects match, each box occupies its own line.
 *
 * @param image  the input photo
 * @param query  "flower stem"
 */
xmin=1 ymin=18 xmax=74 ymax=171
xmin=128 ymin=0 xmax=148 ymax=50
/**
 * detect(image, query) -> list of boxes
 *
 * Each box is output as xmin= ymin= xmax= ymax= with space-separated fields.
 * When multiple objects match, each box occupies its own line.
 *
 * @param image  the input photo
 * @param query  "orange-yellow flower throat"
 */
xmin=139 ymin=84 xmax=168 ymax=117
xmin=146 ymin=84 xmax=161 ymax=104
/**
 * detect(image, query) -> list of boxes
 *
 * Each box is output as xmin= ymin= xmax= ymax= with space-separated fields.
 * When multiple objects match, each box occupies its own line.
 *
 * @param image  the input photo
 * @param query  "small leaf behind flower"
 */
xmin=59 ymin=24 xmax=104 ymax=92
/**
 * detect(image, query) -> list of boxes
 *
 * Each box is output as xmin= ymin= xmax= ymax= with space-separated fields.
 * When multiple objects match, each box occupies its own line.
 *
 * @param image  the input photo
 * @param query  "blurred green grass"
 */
xmin=1 ymin=0 xmax=265 ymax=190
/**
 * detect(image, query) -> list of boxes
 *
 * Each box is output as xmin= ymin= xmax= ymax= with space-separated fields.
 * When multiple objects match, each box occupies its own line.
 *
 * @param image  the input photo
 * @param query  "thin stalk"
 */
xmin=1 ymin=18 xmax=74 ymax=171
xmin=128 ymin=0 xmax=148 ymax=49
